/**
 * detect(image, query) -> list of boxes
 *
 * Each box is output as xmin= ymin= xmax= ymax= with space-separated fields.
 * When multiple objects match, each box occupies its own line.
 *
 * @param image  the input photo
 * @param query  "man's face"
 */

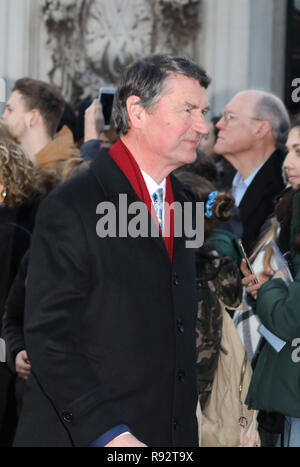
xmin=2 ymin=91 xmax=30 ymax=142
xmin=214 ymin=93 xmax=260 ymax=158
xmin=140 ymin=73 xmax=210 ymax=170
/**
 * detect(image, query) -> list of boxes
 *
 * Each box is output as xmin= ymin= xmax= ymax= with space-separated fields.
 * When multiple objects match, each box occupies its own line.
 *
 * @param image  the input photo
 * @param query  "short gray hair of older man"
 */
xmin=253 ymin=91 xmax=290 ymax=151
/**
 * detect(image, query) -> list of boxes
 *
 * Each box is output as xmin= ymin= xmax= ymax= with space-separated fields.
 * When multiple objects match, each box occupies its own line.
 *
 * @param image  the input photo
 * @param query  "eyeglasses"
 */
xmin=222 ymin=110 xmax=263 ymax=124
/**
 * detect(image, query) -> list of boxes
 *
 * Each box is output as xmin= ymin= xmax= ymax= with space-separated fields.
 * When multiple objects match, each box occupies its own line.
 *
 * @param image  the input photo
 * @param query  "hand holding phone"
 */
xmin=98 ymin=87 xmax=115 ymax=130
xmin=84 ymin=99 xmax=104 ymax=143
xmin=239 ymin=240 xmax=259 ymax=284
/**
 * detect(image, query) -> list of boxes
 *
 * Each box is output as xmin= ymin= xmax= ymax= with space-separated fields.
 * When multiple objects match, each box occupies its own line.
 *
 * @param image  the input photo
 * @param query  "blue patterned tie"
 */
xmin=152 ymin=188 xmax=164 ymax=232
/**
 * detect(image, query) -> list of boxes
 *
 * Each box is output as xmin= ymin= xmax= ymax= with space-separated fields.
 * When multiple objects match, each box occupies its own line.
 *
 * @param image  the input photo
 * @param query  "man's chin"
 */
xmin=213 ymin=142 xmax=224 ymax=155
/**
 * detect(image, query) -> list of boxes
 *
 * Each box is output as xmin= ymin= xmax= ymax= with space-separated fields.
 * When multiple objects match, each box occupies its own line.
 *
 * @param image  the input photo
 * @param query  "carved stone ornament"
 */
xmin=40 ymin=0 xmax=202 ymax=106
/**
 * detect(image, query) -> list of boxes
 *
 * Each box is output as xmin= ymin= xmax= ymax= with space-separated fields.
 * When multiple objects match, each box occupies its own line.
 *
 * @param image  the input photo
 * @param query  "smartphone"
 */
xmin=98 ymin=87 xmax=115 ymax=130
xmin=238 ymin=240 xmax=259 ymax=284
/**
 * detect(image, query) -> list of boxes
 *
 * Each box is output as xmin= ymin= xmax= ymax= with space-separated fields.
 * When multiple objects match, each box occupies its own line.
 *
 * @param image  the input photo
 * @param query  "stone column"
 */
xmin=200 ymin=0 xmax=288 ymax=116
xmin=0 ymin=0 xmax=41 ymax=112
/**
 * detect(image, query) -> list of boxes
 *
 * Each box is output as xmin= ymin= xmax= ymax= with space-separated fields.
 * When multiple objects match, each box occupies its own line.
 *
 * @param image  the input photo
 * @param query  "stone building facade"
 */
xmin=0 ymin=0 xmax=291 ymax=117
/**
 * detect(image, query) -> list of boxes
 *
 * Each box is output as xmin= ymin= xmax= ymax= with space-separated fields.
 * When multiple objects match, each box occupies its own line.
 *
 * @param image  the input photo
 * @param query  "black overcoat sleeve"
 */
xmin=23 ymin=192 xmax=124 ymax=446
xmin=2 ymin=250 xmax=29 ymax=371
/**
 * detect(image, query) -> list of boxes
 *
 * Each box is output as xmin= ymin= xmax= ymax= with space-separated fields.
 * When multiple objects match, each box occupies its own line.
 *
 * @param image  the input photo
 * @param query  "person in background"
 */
xmin=198 ymin=115 xmax=235 ymax=190
xmin=241 ymin=117 xmax=300 ymax=447
xmin=175 ymin=170 xmax=243 ymax=408
xmin=2 ymin=78 xmax=74 ymax=172
xmin=0 ymin=120 xmax=58 ymax=445
xmin=176 ymin=170 xmax=242 ymax=266
xmin=214 ymin=90 xmax=290 ymax=255
xmin=2 ymin=152 xmax=90 ymax=423
xmin=76 ymin=97 xmax=118 ymax=150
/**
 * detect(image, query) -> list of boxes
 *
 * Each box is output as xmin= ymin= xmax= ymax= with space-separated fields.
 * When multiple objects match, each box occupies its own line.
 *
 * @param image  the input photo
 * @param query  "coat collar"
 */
xmin=90 ymin=149 xmax=193 ymax=261
xmin=238 ymin=149 xmax=285 ymax=221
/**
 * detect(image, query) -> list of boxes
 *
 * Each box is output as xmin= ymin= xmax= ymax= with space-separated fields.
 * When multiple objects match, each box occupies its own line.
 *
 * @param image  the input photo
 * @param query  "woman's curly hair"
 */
xmin=0 ymin=122 xmax=59 ymax=207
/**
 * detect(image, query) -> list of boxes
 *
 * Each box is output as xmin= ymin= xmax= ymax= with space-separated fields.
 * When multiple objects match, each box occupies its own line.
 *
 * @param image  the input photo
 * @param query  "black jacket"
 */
xmin=14 ymin=148 xmax=199 ymax=447
xmin=238 ymin=149 xmax=286 ymax=255
xmin=2 ymin=251 xmax=29 ymax=370
xmin=0 ymin=203 xmax=38 ymax=334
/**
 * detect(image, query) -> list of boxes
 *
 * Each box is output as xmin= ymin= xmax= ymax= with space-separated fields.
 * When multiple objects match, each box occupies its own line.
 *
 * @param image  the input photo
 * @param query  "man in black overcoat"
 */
xmin=13 ymin=55 xmax=211 ymax=447
xmin=214 ymin=90 xmax=290 ymax=256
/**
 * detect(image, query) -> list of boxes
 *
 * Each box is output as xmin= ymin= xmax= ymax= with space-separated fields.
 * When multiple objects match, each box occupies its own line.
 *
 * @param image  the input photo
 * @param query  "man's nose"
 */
xmin=216 ymin=116 xmax=225 ymax=130
xmin=192 ymin=114 xmax=209 ymax=135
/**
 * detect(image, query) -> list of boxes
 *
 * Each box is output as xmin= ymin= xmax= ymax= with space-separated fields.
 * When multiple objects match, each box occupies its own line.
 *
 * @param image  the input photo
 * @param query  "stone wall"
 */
xmin=0 ymin=0 xmax=288 ymax=116
xmin=40 ymin=0 xmax=202 ymax=106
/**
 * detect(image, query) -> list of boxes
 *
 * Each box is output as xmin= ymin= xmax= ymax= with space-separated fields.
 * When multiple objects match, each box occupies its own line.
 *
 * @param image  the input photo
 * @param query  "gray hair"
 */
xmin=113 ymin=54 xmax=211 ymax=135
xmin=254 ymin=92 xmax=290 ymax=151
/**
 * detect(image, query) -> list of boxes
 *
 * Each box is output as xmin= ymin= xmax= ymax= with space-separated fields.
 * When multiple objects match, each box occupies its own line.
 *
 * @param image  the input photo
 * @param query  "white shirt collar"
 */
xmin=140 ymin=169 xmax=166 ymax=199
xmin=232 ymin=161 xmax=265 ymax=206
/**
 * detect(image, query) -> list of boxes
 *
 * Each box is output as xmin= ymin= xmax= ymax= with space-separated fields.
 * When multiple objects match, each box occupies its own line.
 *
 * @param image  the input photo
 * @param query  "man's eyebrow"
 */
xmin=184 ymin=102 xmax=211 ymax=113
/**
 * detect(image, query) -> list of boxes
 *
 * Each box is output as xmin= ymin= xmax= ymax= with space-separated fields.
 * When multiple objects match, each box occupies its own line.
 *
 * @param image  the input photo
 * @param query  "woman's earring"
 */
xmin=1 ymin=190 xmax=6 ymax=199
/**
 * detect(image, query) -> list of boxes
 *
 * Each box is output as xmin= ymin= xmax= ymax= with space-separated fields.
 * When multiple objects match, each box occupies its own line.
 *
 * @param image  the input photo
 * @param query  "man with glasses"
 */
xmin=214 ymin=90 xmax=290 ymax=255
xmin=214 ymin=90 xmax=290 ymax=447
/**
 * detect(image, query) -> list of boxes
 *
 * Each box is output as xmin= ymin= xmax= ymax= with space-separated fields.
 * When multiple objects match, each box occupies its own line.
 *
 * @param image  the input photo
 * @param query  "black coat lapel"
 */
xmin=90 ymin=149 xmax=169 ymax=260
xmin=238 ymin=150 xmax=285 ymax=223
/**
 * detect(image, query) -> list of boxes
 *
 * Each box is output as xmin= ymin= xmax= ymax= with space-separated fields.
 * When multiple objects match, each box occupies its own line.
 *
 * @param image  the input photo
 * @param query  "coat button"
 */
xmin=62 ymin=411 xmax=73 ymax=422
xmin=173 ymin=273 xmax=179 ymax=286
xmin=177 ymin=370 xmax=186 ymax=382
xmin=173 ymin=417 xmax=179 ymax=430
xmin=177 ymin=319 xmax=184 ymax=334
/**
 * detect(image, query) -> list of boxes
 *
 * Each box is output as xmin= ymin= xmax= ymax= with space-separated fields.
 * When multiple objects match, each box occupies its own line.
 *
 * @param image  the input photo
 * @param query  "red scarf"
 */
xmin=109 ymin=138 xmax=174 ymax=261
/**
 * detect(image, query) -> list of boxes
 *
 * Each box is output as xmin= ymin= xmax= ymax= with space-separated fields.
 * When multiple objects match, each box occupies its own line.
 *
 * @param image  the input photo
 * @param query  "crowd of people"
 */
xmin=0 ymin=53 xmax=299 ymax=448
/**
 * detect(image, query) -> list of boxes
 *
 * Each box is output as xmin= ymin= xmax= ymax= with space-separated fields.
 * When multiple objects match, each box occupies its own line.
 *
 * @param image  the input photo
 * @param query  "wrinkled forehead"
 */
xmin=161 ymin=73 xmax=209 ymax=107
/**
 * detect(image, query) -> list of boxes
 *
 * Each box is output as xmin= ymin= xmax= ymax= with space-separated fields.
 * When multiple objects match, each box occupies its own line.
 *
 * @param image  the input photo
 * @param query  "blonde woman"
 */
xmin=0 ymin=119 xmax=58 ymax=445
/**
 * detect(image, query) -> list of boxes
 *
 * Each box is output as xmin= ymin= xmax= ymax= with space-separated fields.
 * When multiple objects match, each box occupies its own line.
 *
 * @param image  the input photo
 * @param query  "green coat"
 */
xmin=246 ymin=191 xmax=300 ymax=417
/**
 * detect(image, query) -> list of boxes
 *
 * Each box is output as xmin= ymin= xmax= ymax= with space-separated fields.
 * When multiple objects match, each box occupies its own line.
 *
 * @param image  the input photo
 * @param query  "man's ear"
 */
xmin=126 ymin=95 xmax=145 ymax=129
xmin=27 ymin=108 xmax=41 ymax=129
xmin=255 ymin=120 xmax=272 ymax=140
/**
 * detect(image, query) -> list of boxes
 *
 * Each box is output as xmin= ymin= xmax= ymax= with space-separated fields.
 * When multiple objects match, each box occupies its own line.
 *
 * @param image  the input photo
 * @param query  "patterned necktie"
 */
xmin=152 ymin=187 xmax=164 ymax=232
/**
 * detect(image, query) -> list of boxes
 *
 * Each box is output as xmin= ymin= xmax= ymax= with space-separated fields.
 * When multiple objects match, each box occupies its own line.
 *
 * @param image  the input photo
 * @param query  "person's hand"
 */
xmin=240 ymin=259 xmax=272 ymax=300
xmin=15 ymin=350 xmax=31 ymax=380
xmin=272 ymin=270 xmax=286 ymax=281
xmin=105 ymin=433 xmax=147 ymax=447
xmin=84 ymin=99 xmax=104 ymax=142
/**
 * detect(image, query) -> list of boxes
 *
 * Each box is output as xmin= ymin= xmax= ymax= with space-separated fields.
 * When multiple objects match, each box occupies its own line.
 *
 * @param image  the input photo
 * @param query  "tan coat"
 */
xmin=35 ymin=125 xmax=76 ymax=170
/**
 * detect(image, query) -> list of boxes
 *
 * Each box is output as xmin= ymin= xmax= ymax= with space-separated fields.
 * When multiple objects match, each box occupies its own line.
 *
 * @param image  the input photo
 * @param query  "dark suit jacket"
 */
xmin=238 ymin=149 xmax=286 ymax=255
xmin=14 ymin=148 xmax=199 ymax=447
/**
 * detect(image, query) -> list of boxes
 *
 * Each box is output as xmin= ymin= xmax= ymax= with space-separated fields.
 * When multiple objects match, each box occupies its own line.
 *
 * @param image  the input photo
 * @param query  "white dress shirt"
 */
xmin=232 ymin=162 xmax=265 ymax=207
